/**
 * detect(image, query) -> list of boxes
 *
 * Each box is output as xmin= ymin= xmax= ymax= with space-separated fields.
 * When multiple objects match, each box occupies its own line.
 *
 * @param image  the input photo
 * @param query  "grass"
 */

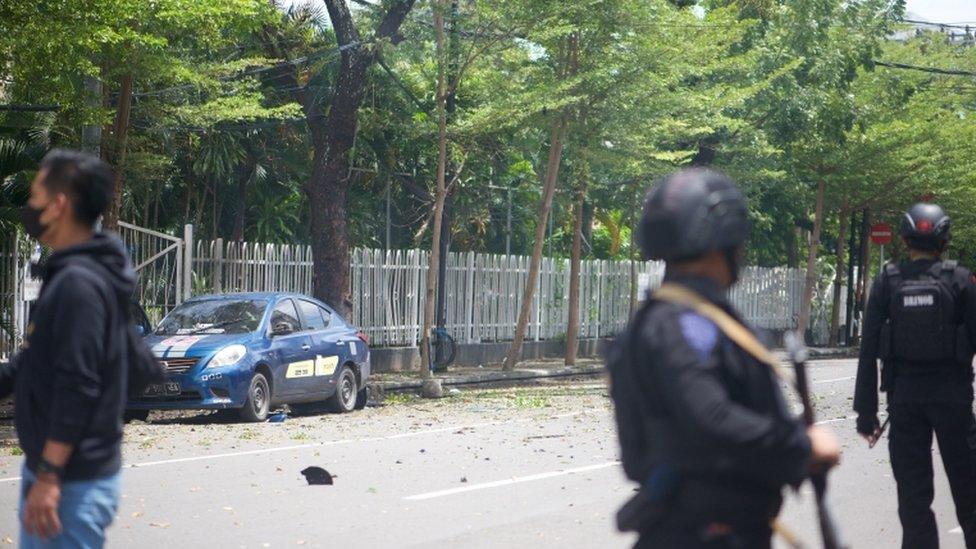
xmin=238 ymin=428 xmax=259 ymax=441
xmin=291 ymin=432 xmax=310 ymax=441
xmin=384 ymin=393 xmax=418 ymax=405
xmin=509 ymin=394 xmax=552 ymax=409
xmin=7 ymin=447 xmax=22 ymax=457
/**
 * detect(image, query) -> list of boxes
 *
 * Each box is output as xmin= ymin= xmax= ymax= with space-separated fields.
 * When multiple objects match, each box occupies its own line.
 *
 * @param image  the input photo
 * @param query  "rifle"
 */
xmin=785 ymin=332 xmax=847 ymax=549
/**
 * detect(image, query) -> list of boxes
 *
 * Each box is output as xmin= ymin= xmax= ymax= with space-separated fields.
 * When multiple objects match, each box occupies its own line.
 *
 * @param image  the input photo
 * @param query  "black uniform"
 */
xmin=854 ymin=258 xmax=976 ymax=548
xmin=611 ymin=274 xmax=811 ymax=548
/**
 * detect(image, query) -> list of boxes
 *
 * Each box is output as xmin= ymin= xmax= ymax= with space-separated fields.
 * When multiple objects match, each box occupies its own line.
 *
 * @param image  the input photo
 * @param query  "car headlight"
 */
xmin=208 ymin=345 xmax=247 ymax=368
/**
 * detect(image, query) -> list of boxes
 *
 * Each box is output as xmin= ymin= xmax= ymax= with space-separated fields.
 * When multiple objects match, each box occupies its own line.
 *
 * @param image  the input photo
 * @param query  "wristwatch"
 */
xmin=36 ymin=458 xmax=65 ymax=482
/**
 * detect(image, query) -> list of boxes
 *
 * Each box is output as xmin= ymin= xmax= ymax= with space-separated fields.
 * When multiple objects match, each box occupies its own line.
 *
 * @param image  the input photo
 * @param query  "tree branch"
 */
xmin=323 ymin=0 xmax=361 ymax=47
xmin=374 ymin=0 xmax=417 ymax=43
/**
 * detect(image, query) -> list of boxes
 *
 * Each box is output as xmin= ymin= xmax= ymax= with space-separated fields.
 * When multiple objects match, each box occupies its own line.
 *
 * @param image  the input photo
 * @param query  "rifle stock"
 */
xmin=785 ymin=332 xmax=847 ymax=549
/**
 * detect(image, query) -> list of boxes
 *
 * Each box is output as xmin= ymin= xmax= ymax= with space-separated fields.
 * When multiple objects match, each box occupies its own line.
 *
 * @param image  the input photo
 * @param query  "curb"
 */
xmin=376 ymin=364 xmax=606 ymax=392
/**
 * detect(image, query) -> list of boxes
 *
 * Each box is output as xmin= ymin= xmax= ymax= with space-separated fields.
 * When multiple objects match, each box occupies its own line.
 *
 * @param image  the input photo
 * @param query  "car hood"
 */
xmin=144 ymin=333 xmax=256 ymax=358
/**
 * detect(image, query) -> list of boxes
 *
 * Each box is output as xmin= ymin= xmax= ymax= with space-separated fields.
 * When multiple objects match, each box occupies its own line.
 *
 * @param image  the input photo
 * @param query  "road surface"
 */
xmin=0 ymin=359 xmax=968 ymax=548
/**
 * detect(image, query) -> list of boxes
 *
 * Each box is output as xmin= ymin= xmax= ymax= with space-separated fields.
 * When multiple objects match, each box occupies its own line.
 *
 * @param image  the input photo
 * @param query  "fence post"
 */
xmin=183 ymin=224 xmax=194 ymax=301
xmin=214 ymin=238 xmax=224 ymax=293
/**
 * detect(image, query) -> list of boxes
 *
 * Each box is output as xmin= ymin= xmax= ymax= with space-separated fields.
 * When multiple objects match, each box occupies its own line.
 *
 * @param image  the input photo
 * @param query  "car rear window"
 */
xmin=298 ymin=300 xmax=329 ymax=331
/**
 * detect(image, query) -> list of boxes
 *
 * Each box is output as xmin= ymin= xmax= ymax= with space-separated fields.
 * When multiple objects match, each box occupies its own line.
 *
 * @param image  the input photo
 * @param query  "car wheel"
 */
xmin=124 ymin=409 xmax=150 ymax=423
xmin=354 ymin=386 xmax=368 ymax=410
xmin=240 ymin=372 xmax=271 ymax=422
xmin=327 ymin=365 xmax=358 ymax=413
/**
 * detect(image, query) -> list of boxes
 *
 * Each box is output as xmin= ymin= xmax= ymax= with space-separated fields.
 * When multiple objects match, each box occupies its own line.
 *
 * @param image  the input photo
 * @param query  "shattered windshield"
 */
xmin=154 ymin=299 xmax=267 ymax=336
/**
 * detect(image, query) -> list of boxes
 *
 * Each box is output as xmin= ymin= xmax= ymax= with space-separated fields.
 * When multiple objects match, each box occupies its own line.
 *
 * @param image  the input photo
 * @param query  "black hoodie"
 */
xmin=0 ymin=233 xmax=135 ymax=481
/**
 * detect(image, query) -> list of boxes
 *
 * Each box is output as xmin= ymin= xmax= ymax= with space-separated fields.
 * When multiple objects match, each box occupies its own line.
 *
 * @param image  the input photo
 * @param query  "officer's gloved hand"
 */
xmin=856 ymin=414 xmax=880 ymax=438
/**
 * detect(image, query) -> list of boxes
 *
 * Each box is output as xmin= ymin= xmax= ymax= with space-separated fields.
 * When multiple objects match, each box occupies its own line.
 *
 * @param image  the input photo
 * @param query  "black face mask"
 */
xmin=20 ymin=203 xmax=50 ymax=239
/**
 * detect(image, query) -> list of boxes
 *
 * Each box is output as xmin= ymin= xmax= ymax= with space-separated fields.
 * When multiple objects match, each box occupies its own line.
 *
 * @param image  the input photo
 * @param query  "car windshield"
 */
xmin=154 ymin=299 xmax=267 ymax=336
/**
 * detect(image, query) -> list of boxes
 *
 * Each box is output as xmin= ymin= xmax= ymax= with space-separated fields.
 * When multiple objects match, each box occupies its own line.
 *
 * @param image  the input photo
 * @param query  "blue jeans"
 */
xmin=19 ymin=465 xmax=120 ymax=549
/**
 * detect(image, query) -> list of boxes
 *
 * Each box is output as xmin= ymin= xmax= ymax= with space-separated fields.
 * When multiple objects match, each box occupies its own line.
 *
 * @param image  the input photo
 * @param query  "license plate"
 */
xmin=143 ymin=382 xmax=180 ymax=397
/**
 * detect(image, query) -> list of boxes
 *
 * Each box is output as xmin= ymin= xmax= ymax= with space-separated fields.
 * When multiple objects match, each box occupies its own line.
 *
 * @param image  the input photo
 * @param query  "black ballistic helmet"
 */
xmin=637 ymin=168 xmax=749 ymax=261
xmin=900 ymin=203 xmax=950 ymax=252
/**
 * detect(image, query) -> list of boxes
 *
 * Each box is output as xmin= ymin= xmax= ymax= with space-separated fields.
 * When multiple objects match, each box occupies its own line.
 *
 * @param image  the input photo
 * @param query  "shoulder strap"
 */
xmin=652 ymin=283 xmax=782 ymax=374
xmin=884 ymin=262 xmax=900 ymax=281
xmin=941 ymin=260 xmax=958 ymax=283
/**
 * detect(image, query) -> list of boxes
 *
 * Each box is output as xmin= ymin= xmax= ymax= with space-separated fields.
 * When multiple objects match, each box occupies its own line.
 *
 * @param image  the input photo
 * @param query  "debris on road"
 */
xmin=301 ymin=466 xmax=334 ymax=485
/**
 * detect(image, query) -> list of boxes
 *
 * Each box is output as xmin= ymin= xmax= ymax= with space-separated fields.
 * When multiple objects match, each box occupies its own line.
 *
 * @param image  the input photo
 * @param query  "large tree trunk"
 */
xmin=502 ymin=116 xmax=568 ymax=370
xmin=103 ymin=73 xmax=133 ymax=231
xmin=420 ymin=0 xmax=449 ymax=377
xmin=270 ymin=0 xmax=415 ymax=320
xmin=565 ymin=167 xmax=586 ymax=366
xmin=828 ymin=206 xmax=849 ymax=347
xmin=797 ymin=180 xmax=826 ymax=339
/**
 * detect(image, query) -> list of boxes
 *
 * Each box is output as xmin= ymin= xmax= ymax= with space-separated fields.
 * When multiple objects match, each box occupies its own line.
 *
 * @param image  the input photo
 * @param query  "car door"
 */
xmin=267 ymin=298 xmax=314 ymax=397
xmin=297 ymin=299 xmax=343 ymax=394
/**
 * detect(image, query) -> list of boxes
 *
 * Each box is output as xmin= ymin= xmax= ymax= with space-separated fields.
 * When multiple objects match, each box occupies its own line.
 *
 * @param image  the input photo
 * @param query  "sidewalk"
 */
xmin=371 ymin=347 xmax=856 ymax=393
xmin=372 ymin=358 xmax=606 ymax=392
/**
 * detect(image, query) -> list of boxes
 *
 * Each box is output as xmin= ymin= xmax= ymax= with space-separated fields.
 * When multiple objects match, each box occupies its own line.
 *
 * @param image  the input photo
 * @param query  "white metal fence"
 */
xmin=0 ymin=222 xmax=822 ymax=358
xmin=192 ymin=238 xmax=806 ymax=347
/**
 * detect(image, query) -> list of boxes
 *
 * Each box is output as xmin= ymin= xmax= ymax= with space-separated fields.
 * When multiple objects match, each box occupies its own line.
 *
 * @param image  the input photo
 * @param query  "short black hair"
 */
xmin=38 ymin=149 xmax=115 ymax=226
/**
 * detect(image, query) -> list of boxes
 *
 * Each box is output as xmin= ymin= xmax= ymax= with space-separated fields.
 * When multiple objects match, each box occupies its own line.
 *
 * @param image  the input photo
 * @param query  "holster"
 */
xmin=617 ymin=465 xmax=679 ymax=533
xmin=616 ymin=487 xmax=668 ymax=532
xmin=880 ymin=360 xmax=894 ymax=392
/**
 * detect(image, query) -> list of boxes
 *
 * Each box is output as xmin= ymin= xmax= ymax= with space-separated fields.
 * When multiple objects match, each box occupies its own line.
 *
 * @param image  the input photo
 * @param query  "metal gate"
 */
xmin=118 ymin=222 xmax=192 ymax=324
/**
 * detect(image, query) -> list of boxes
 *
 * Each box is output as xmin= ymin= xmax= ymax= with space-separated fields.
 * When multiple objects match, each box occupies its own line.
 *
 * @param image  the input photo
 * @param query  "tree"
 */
xmin=261 ymin=0 xmax=416 ymax=318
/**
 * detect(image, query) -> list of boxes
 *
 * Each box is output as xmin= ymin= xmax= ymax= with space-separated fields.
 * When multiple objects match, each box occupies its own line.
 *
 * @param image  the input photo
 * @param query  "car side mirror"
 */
xmin=272 ymin=322 xmax=295 ymax=337
xmin=134 ymin=325 xmax=147 ymax=337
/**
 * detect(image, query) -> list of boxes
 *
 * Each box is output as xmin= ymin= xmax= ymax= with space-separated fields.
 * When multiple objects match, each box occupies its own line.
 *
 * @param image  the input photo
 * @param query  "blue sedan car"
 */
xmin=128 ymin=292 xmax=371 ymax=422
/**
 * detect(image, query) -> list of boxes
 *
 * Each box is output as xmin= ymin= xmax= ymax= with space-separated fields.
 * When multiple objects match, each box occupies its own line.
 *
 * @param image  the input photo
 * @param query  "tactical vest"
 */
xmin=880 ymin=260 xmax=969 ymax=365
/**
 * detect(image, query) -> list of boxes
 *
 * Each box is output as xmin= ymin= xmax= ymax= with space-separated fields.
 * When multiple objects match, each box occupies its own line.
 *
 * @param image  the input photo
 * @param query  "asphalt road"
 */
xmin=0 ymin=359 xmax=968 ymax=548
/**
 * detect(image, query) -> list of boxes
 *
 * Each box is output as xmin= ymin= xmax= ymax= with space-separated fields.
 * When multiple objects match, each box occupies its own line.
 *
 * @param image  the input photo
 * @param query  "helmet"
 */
xmin=901 ymin=203 xmax=950 ymax=251
xmin=637 ymin=168 xmax=749 ymax=261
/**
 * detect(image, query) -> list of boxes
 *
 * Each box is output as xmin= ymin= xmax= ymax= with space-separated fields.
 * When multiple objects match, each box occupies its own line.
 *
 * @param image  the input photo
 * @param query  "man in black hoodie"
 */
xmin=0 ymin=149 xmax=135 ymax=547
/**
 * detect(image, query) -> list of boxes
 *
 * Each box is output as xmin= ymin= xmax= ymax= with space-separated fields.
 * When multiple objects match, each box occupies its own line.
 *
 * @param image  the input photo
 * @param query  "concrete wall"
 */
xmin=370 ymin=338 xmax=614 ymax=373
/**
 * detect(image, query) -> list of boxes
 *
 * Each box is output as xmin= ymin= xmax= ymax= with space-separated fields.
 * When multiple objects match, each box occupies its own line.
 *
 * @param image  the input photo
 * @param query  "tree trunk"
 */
xmin=103 ymin=73 xmax=133 ymax=231
xmin=289 ymin=0 xmax=415 ymax=320
xmin=420 ymin=0 xmax=449 ymax=377
xmin=503 ymin=116 xmax=568 ymax=370
xmin=565 ymin=167 xmax=586 ymax=366
xmin=233 ymin=156 xmax=251 ymax=242
xmin=828 ymin=207 xmax=849 ymax=347
xmin=504 ymin=30 xmax=577 ymax=371
xmin=797 ymin=180 xmax=826 ymax=339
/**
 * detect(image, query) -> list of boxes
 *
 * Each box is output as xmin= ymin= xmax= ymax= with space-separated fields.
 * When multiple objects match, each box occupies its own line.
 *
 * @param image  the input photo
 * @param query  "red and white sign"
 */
xmin=870 ymin=223 xmax=893 ymax=246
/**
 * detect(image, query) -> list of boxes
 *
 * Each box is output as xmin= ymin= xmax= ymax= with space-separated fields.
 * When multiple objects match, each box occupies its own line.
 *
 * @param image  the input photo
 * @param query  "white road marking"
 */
xmin=403 ymin=461 xmax=620 ymax=501
xmin=814 ymin=376 xmax=854 ymax=384
xmin=0 ymin=411 xmax=584 ymax=485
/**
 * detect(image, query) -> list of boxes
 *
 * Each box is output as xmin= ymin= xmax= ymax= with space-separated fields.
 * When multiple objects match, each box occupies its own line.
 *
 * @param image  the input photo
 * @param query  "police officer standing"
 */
xmin=855 ymin=204 xmax=976 ymax=548
xmin=610 ymin=168 xmax=841 ymax=548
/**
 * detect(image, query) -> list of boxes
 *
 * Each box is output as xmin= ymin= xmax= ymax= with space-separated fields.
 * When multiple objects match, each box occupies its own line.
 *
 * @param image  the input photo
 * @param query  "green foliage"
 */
xmin=1 ymin=0 xmax=972 ymax=269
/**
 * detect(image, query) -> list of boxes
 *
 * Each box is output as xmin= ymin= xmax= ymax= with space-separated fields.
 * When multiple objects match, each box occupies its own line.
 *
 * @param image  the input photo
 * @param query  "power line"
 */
xmin=902 ymin=19 xmax=973 ymax=31
xmin=873 ymin=60 xmax=976 ymax=77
